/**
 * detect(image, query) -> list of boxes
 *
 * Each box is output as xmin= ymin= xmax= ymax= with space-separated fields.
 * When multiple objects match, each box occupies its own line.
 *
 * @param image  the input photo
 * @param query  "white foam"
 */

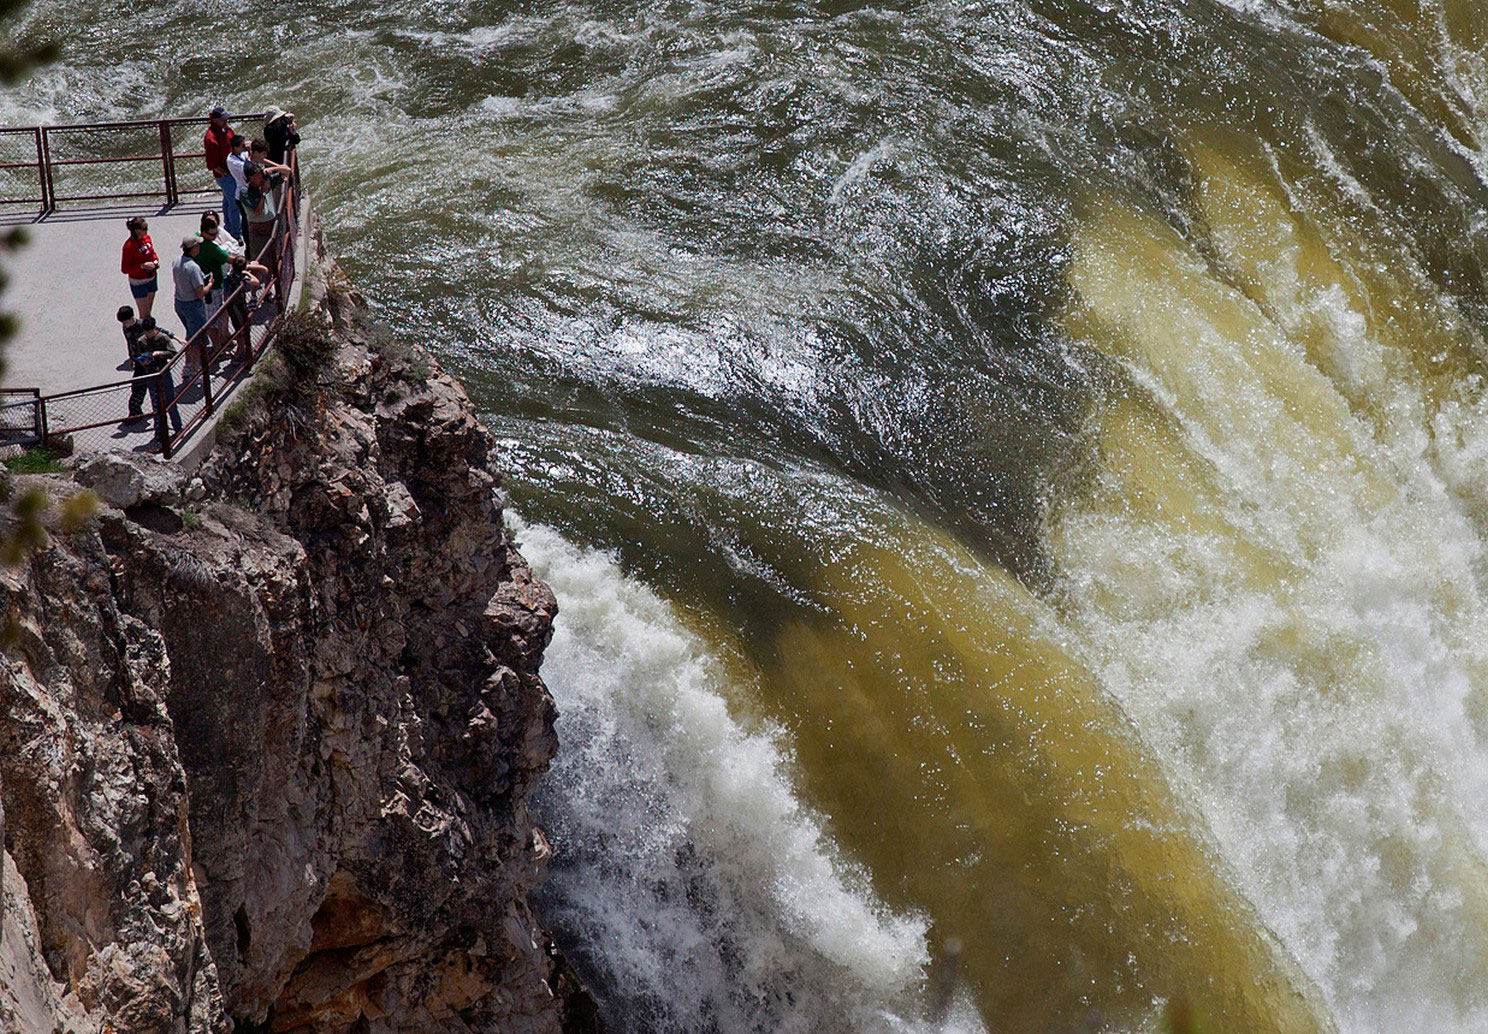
xmin=829 ymin=138 xmax=900 ymax=206
xmin=1059 ymin=216 xmax=1488 ymax=1032
xmin=514 ymin=516 xmax=979 ymax=1034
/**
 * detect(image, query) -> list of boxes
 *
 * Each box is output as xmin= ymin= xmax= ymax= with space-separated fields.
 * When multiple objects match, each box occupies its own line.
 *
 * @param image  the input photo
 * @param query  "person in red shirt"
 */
xmin=120 ymin=216 xmax=160 ymax=318
xmin=204 ymin=106 xmax=242 ymax=239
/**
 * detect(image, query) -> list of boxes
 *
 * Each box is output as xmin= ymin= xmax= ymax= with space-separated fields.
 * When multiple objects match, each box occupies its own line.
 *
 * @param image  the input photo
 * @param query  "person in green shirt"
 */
xmin=196 ymin=215 xmax=235 ymax=358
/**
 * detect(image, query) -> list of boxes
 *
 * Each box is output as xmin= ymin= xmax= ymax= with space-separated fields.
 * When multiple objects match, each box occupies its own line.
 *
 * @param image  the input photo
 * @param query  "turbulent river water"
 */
xmin=8 ymin=1 xmax=1488 ymax=1031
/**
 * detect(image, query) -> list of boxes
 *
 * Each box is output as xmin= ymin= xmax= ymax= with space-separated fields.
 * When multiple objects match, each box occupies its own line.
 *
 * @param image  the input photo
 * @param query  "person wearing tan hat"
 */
xmin=172 ymin=234 xmax=212 ymax=377
xmin=264 ymin=106 xmax=300 ymax=166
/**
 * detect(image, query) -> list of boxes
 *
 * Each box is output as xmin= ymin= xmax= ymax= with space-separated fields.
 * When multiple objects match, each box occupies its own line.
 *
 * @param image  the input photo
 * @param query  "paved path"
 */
xmin=3 ymin=202 xmax=222 ymax=392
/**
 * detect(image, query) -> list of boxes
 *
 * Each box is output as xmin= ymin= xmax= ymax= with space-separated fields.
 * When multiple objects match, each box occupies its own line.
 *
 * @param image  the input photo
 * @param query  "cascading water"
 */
xmin=6 ymin=0 xmax=1488 ymax=1030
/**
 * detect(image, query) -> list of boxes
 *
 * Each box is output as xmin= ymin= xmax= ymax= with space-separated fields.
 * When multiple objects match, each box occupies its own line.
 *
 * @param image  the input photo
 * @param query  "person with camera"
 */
xmin=264 ymin=106 xmax=299 ymax=166
xmin=222 ymin=253 xmax=269 ymax=369
xmin=172 ymin=235 xmax=212 ymax=379
xmin=117 ymin=305 xmax=150 ymax=424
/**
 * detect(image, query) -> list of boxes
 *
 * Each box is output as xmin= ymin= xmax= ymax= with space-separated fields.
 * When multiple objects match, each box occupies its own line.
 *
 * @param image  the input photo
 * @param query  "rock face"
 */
xmin=0 ymin=237 xmax=574 ymax=1034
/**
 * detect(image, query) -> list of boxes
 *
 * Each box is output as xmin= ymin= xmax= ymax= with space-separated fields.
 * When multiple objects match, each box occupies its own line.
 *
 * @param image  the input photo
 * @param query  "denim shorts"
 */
xmin=129 ymin=276 xmax=158 ymax=299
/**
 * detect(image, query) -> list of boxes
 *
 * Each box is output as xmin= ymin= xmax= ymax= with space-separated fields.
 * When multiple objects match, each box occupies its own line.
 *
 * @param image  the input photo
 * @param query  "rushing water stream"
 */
xmin=8 ymin=1 xmax=1488 ymax=1031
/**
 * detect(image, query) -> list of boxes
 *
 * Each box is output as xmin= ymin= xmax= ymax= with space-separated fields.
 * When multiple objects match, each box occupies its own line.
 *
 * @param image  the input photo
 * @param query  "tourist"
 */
xmin=240 ymin=161 xmax=284 ymax=270
xmin=172 ymin=235 xmax=211 ymax=377
xmin=226 ymin=134 xmax=250 ymax=231
xmin=120 ymin=216 xmax=160 ymax=319
xmin=200 ymin=209 xmax=244 ymax=257
xmin=263 ymin=107 xmax=299 ymax=166
xmin=117 ymin=305 xmax=150 ymax=423
xmin=196 ymin=218 xmax=235 ymax=359
xmin=248 ymin=139 xmax=291 ymax=180
xmin=133 ymin=317 xmax=183 ymax=437
xmin=248 ymin=139 xmax=294 ymax=216
xmin=116 ymin=303 xmax=144 ymax=355
xmin=222 ymin=253 xmax=268 ymax=368
xmin=204 ymin=106 xmax=240 ymax=239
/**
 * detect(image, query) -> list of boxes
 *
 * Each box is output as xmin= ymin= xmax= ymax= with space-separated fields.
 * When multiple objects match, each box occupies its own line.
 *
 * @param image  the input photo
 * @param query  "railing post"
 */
xmin=160 ymin=121 xmax=177 ymax=206
xmin=31 ymin=127 xmax=47 ymax=213
xmin=200 ymin=344 xmax=214 ymax=414
xmin=149 ymin=372 xmax=169 ymax=458
xmin=40 ymin=128 xmax=55 ymax=213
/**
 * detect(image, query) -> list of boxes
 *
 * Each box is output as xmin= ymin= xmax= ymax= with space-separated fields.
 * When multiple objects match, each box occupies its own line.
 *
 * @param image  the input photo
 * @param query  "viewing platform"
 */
xmin=0 ymin=114 xmax=309 ymax=462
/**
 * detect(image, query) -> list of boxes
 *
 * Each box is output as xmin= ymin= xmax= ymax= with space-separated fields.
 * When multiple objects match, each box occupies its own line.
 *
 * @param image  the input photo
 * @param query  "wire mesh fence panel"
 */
xmin=43 ymin=122 xmax=171 ymax=208
xmin=0 ymin=394 xmax=42 ymax=446
xmin=0 ymin=129 xmax=45 ymax=210
xmin=42 ymin=379 xmax=171 ymax=454
xmin=170 ymin=120 xmax=222 ymax=202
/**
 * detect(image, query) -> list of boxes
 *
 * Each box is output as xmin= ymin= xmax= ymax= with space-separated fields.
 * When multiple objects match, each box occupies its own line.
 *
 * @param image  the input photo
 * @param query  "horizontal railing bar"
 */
xmin=8 ymin=113 xmax=267 ymax=133
xmin=46 ymin=189 xmax=169 ymax=202
xmin=43 ymin=151 xmax=210 ymax=163
xmin=46 ymin=414 xmax=159 ymax=438
xmin=42 ymin=376 xmax=142 ymax=401
xmin=46 ymin=154 xmax=164 ymax=167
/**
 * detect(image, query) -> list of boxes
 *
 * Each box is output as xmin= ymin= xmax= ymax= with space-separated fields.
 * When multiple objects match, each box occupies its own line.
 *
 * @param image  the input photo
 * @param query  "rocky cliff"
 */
xmin=0 ymin=233 xmax=582 ymax=1034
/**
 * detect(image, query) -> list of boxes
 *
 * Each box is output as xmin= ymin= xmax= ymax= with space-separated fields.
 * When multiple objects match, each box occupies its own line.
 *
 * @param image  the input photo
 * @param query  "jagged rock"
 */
xmin=75 ymin=452 xmax=187 ymax=509
xmin=0 ymin=222 xmax=586 ymax=1034
xmin=0 ymin=530 xmax=224 ymax=1034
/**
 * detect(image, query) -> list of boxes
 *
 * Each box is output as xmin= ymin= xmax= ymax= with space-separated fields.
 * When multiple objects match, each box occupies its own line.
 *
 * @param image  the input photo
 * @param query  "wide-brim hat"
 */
xmin=264 ymin=106 xmax=286 ymax=124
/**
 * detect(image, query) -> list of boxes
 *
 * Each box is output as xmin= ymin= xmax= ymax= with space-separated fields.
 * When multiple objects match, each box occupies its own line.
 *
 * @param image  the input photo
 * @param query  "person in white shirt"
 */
xmin=226 ymin=135 xmax=250 ymax=233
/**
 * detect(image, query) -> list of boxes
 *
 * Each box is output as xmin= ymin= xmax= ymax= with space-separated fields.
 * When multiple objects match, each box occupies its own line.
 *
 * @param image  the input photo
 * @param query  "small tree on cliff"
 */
xmin=0 ymin=1 xmax=56 ymax=372
xmin=0 ymin=4 xmax=66 ymax=583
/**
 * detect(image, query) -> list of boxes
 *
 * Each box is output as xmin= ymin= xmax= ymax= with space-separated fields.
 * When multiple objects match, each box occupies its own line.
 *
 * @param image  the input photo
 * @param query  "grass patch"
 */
xmin=220 ymin=313 xmax=335 ymax=430
xmin=4 ymin=447 xmax=65 ymax=474
xmin=217 ymin=376 xmax=265 ymax=434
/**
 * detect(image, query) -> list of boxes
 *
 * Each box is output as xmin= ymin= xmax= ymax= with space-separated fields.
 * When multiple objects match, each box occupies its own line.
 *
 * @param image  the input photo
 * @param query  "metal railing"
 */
xmin=0 ymin=388 xmax=44 ymax=445
xmin=0 ymin=113 xmax=267 ymax=212
xmin=0 ymin=114 xmax=302 ymax=461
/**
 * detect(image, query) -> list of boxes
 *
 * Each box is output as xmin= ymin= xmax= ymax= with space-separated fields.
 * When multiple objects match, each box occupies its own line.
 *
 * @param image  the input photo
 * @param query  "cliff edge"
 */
xmin=0 ymin=224 xmax=584 ymax=1034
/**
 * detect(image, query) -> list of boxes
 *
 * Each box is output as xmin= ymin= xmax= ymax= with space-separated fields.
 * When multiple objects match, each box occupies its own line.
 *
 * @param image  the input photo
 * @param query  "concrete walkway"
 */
xmin=3 ymin=201 xmax=225 ymax=392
